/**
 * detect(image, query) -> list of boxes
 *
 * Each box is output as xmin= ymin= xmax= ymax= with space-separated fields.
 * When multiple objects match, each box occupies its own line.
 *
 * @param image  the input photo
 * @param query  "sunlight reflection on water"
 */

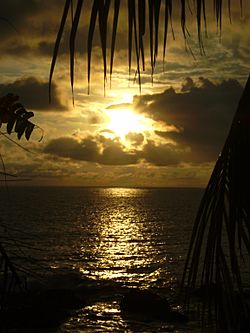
xmin=78 ymin=187 xmax=174 ymax=289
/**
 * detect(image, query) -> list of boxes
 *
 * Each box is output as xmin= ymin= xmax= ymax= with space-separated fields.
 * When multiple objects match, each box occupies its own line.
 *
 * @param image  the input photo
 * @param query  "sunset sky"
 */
xmin=0 ymin=0 xmax=249 ymax=187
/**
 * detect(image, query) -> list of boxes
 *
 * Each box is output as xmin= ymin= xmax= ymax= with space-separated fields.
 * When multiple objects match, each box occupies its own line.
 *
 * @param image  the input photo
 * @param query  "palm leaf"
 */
xmin=132 ymin=0 xmax=141 ymax=90
xmin=128 ymin=0 xmax=134 ymax=80
xmin=49 ymin=0 xmax=71 ymax=103
xmin=181 ymin=75 xmax=250 ymax=332
xmin=148 ymin=0 xmax=154 ymax=81
xmin=110 ymin=0 xmax=120 ymax=85
xmin=50 ymin=1 xmax=243 ymax=95
xmin=163 ymin=0 xmax=175 ymax=69
xmin=153 ymin=1 xmax=161 ymax=67
xmin=87 ymin=0 xmax=99 ymax=94
xmin=98 ymin=0 xmax=111 ymax=94
xmin=138 ymin=0 xmax=145 ymax=71
xmin=69 ymin=0 xmax=84 ymax=103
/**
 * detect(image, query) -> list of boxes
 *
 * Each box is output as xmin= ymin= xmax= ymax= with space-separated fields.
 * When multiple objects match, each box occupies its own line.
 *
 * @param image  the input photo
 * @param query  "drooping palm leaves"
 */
xmin=181 ymin=76 xmax=250 ymax=332
xmin=49 ymin=0 xmax=242 ymax=96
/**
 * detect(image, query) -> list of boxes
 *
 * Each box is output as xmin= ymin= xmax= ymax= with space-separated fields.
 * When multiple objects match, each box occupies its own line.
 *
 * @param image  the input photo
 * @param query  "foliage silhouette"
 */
xmin=181 ymin=75 xmax=250 ymax=332
xmin=0 ymin=93 xmax=35 ymax=141
xmin=49 ymin=0 xmax=242 ymax=96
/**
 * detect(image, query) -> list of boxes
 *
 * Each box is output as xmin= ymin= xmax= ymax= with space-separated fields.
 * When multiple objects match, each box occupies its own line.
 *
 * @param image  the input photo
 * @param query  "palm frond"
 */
xmin=181 ymin=75 xmax=250 ymax=332
xmin=50 ymin=0 xmax=242 ymax=95
xmin=49 ymin=0 xmax=72 ymax=103
xmin=70 ymin=0 xmax=84 ymax=103
xmin=87 ymin=0 xmax=99 ymax=94
xmin=110 ymin=0 xmax=120 ymax=84
xmin=138 ymin=0 xmax=145 ymax=71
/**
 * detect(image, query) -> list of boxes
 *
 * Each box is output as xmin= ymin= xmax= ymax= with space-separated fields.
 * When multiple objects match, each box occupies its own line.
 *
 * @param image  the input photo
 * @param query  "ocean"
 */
xmin=0 ymin=187 xmax=207 ymax=332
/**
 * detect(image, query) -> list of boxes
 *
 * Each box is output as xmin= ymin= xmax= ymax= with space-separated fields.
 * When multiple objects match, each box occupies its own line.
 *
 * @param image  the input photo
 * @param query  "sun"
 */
xmin=105 ymin=108 xmax=152 ymax=140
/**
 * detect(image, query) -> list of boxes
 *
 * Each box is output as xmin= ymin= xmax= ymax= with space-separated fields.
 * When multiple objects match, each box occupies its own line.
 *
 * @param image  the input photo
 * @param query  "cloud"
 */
xmin=44 ymin=136 xmax=139 ymax=166
xmin=125 ymin=132 xmax=144 ymax=146
xmin=142 ymin=140 xmax=185 ymax=166
xmin=0 ymin=77 xmax=68 ymax=111
xmin=106 ymin=103 xmax=132 ymax=110
xmin=44 ymin=74 xmax=244 ymax=167
xmin=100 ymin=141 xmax=138 ymax=165
xmin=44 ymin=137 xmax=100 ymax=161
xmin=44 ymin=134 xmax=185 ymax=167
xmin=134 ymin=77 xmax=243 ymax=162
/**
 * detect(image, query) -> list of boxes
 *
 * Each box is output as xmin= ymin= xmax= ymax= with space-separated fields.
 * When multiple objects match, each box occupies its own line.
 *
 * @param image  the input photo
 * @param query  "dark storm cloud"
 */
xmin=0 ymin=0 xmax=68 ymax=57
xmin=44 ymin=134 xmax=183 ymax=166
xmin=134 ymin=77 xmax=243 ymax=162
xmin=100 ymin=142 xmax=138 ymax=165
xmin=0 ymin=1 xmax=40 ymax=34
xmin=0 ymin=0 xmax=65 ymax=32
xmin=44 ymin=136 xmax=139 ymax=166
xmin=0 ymin=0 xmax=125 ymax=58
xmin=142 ymin=141 xmax=185 ymax=166
xmin=44 ymin=137 xmax=100 ymax=162
xmin=0 ymin=77 xmax=67 ymax=111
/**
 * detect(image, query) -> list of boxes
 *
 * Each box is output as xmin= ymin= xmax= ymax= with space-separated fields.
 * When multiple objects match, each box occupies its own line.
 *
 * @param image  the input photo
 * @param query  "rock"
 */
xmin=1 ymin=306 xmax=70 ymax=329
xmin=1 ymin=288 xmax=86 ymax=329
xmin=120 ymin=289 xmax=188 ymax=322
xmin=120 ymin=289 xmax=167 ymax=320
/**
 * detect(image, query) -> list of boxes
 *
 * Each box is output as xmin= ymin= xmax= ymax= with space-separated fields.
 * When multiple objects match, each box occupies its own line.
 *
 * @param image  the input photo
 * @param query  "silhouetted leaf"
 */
xmin=148 ymin=0 xmax=154 ymax=79
xmin=10 ymin=102 xmax=23 ymax=113
xmin=25 ymin=122 xmax=35 ymax=141
xmin=153 ymin=1 xmax=161 ymax=66
xmin=0 ymin=94 xmax=38 ymax=140
xmin=99 ymin=0 xmax=111 ymax=93
xmin=17 ymin=125 xmax=27 ymax=140
xmin=110 ymin=0 xmax=120 ymax=83
xmin=138 ymin=0 xmax=145 ymax=70
xmin=49 ymin=0 xmax=71 ymax=102
xmin=128 ymin=0 xmax=133 ymax=77
xmin=14 ymin=118 xmax=25 ymax=133
xmin=87 ymin=0 xmax=99 ymax=94
xmin=6 ymin=114 xmax=16 ymax=134
xmin=70 ymin=0 xmax=84 ymax=102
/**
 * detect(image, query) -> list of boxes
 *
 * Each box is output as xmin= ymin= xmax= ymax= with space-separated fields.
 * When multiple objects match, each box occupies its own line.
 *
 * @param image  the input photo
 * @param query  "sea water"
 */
xmin=0 ymin=187 xmax=207 ymax=332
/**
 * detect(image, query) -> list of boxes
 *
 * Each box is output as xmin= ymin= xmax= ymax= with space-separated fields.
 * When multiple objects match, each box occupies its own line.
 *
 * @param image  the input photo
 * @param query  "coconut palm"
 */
xmin=50 ymin=1 xmax=248 ymax=332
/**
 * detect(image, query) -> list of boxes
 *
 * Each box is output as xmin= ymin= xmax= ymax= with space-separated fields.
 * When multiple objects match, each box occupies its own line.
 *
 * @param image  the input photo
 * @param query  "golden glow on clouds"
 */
xmin=105 ymin=108 xmax=152 ymax=140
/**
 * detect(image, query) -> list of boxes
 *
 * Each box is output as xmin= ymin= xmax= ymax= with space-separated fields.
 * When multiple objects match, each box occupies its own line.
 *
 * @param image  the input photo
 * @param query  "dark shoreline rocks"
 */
xmin=1 ymin=288 xmax=86 ymax=329
xmin=1 ymin=272 xmax=188 ymax=330
xmin=120 ymin=288 xmax=188 ymax=323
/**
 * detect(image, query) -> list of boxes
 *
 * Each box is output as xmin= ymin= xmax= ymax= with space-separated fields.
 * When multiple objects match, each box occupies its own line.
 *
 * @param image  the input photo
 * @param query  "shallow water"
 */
xmin=0 ymin=186 xmax=236 ymax=332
